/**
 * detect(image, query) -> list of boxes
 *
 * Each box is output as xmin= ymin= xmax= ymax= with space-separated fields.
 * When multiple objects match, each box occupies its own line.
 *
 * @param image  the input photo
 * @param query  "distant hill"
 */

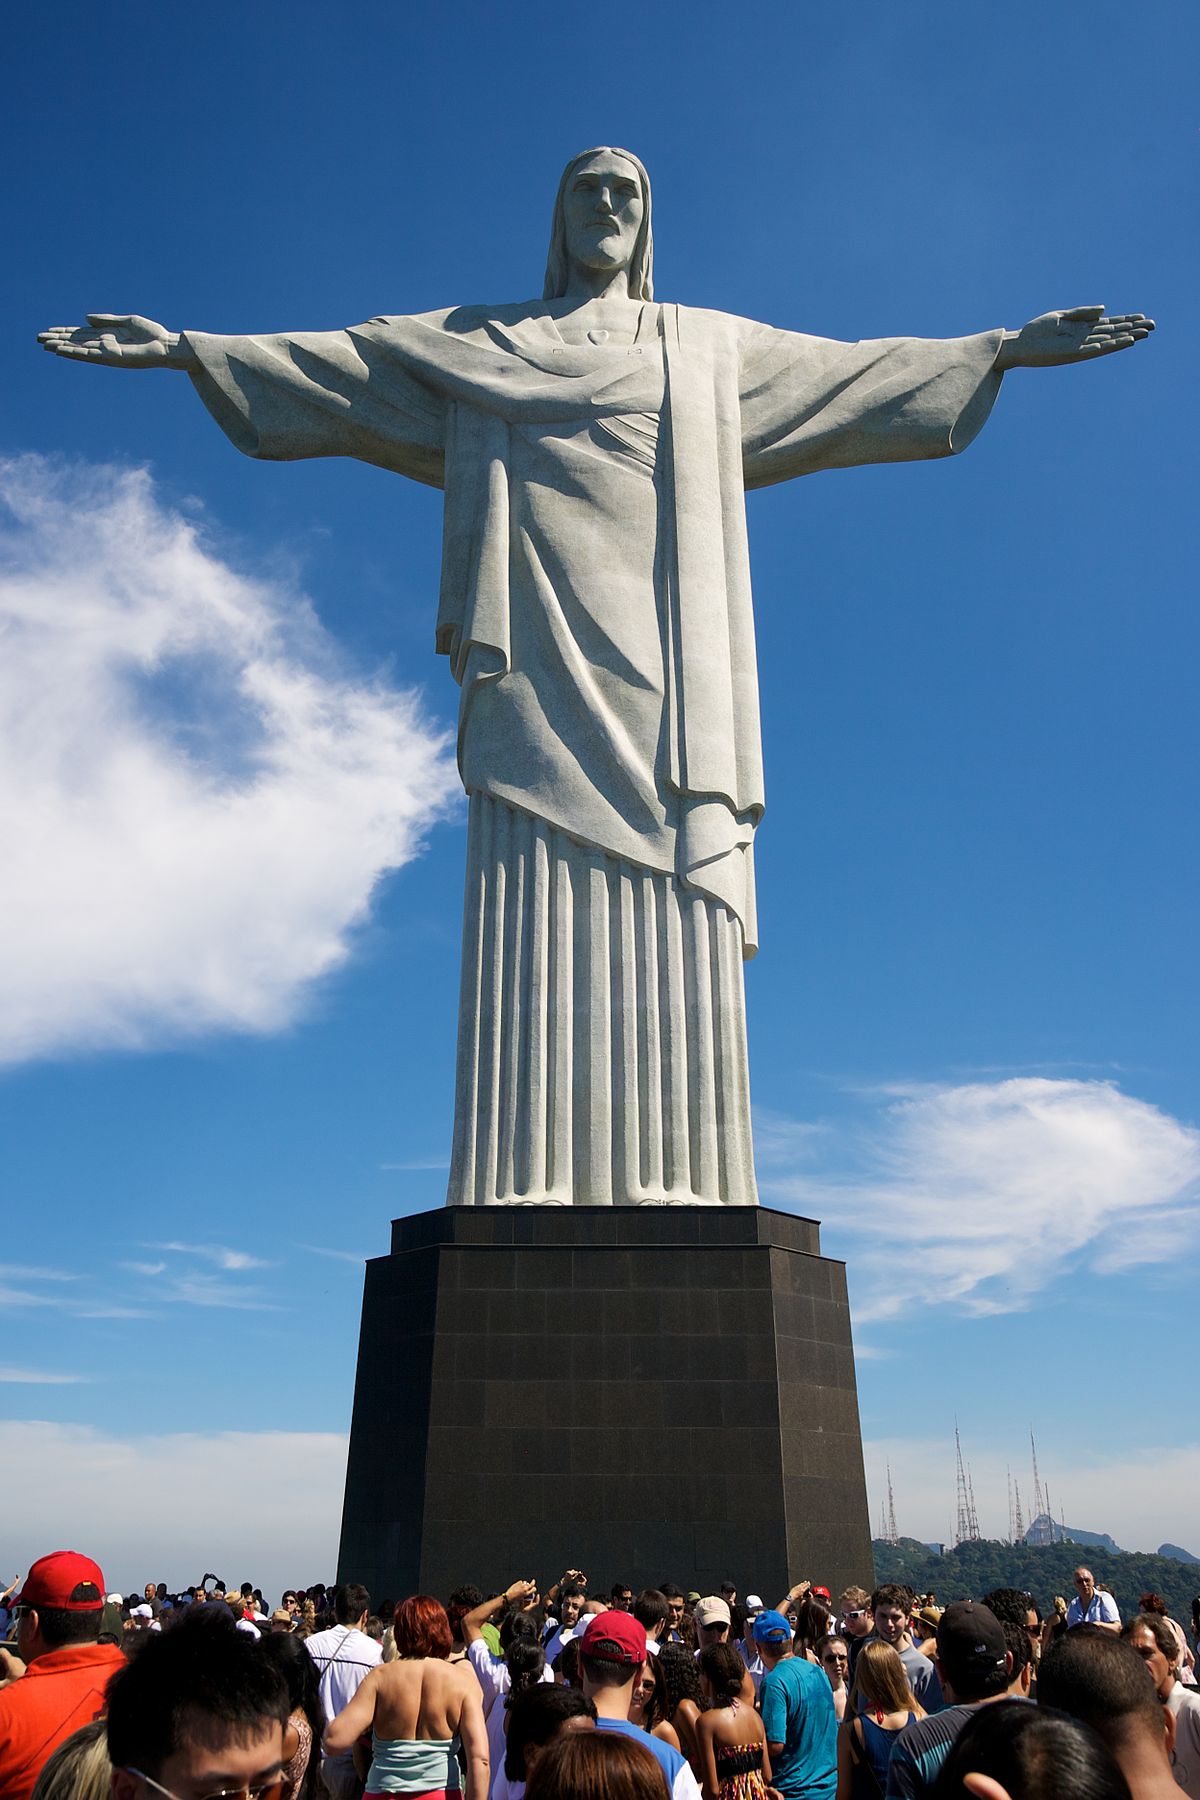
xmin=873 ymin=1537 xmax=1200 ymax=1622
xmin=1160 ymin=1543 xmax=1200 ymax=1565
xmin=1024 ymin=1512 xmax=1121 ymax=1552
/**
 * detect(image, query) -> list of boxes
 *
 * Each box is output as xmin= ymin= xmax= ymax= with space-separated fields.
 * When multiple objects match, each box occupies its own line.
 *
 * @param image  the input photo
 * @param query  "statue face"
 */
xmin=562 ymin=151 xmax=644 ymax=282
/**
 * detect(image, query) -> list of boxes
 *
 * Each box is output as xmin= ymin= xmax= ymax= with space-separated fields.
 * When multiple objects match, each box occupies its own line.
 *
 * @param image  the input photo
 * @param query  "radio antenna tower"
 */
xmin=954 ymin=1423 xmax=980 ymax=1544
xmin=884 ymin=1462 xmax=899 ymax=1544
xmin=1031 ymin=1429 xmax=1047 ymax=1527
xmin=1007 ymin=1468 xmax=1016 ymax=1544
xmin=1013 ymin=1473 xmax=1026 ymax=1542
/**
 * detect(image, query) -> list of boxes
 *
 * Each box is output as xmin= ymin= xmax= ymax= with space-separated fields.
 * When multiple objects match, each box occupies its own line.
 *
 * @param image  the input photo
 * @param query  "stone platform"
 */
xmin=336 ymin=1205 xmax=872 ymax=1601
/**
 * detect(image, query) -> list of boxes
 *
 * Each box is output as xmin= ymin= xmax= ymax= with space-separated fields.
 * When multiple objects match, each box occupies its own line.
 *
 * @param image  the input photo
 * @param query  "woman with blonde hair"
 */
xmin=836 ymin=1641 xmax=923 ymax=1800
xmin=30 ymin=1720 xmax=112 ymax=1800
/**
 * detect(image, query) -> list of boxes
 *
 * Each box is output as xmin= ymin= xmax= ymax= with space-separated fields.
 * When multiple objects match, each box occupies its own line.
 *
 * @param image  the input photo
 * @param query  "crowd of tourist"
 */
xmin=2 ymin=1552 xmax=1199 ymax=1800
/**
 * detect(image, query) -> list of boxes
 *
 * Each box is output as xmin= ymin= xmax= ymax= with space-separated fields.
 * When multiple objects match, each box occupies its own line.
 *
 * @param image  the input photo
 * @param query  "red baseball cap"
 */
xmin=14 ymin=1551 xmax=105 ymax=1611
xmin=580 ymin=1609 xmax=647 ymax=1665
xmin=813 ymin=1586 xmax=831 ymax=1601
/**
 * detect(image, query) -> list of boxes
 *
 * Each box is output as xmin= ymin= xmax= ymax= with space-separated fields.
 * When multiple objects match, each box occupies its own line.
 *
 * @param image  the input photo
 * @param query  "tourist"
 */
xmin=545 ymin=1584 xmax=589 ymax=1667
xmin=0 ymin=1552 xmax=126 ymax=1800
xmin=578 ymin=1610 xmax=702 ymax=1800
xmin=324 ymin=1594 xmax=489 ymax=1800
xmin=1140 ymin=1596 xmax=1197 ymax=1688
xmin=449 ymin=1587 xmax=488 ymax=1661
xmin=860 ymin=1588 xmax=943 ymax=1715
xmin=754 ymin=1608 xmax=837 ymax=1800
xmin=630 ymin=1656 xmax=682 ymax=1752
xmin=107 ymin=1605 xmax=289 ymax=1800
xmin=1035 ymin=1628 xmax=1179 ymax=1800
xmin=1067 ymin=1571 xmax=1122 ymax=1632
xmin=839 ymin=1591 xmax=873 ymax=1649
xmin=1121 ymin=1615 xmax=1200 ymax=1800
xmin=794 ymin=1601 xmax=835 ymax=1665
xmin=28 ymin=1719 xmax=111 ymax=1800
xmin=935 ymin=1698 xmax=1134 ymax=1800
xmin=526 ymin=1730 xmax=670 ymax=1800
xmin=738 ymin=1604 xmax=767 ymax=1699
xmin=260 ymin=1628 xmax=326 ymax=1800
xmin=836 ymin=1641 xmax=921 ymax=1800
xmin=487 ymin=1640 xmax=548 ymax=1798
xmin=656 ymin=1644 xmax=705 ymax=1772
xmin=637 ymin=1591 xmax=673 ymax=1659
xmin=497 ymin=1684 xmax=597 ymax=1800
xmin=306 ymin=1581 xmax=384 ymax=1800
xmin=661 ymin=1588 xmax=687 ymax=1643
xmin=463 ymin=1581 xmax=542 ymax=1711
xmin=696 ymin=1643 xmax=771 ymax=1800
xmin=818 ymin=1636 xmax=851 ymax=1721
xmin=612 ymin=1586 xmax=636 ymax=1614
xmin=695 ymin=1599 xmax=734 ymax=1651
xmin=886 ymin=1603 xmax=1013 ymax=1799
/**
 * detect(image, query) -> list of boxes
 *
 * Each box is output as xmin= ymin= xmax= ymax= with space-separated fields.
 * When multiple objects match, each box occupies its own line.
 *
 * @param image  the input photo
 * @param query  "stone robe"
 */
xmin=183 ymin=303 xmax=1003 ymax=1204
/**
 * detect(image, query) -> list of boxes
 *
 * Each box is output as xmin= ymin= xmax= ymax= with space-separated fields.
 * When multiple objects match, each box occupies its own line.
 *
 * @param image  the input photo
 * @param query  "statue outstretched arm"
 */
xmin=38 ymin=314 xmax=195 ymax=370
xmin=994 ymin=305 xmax=1154 ymax=371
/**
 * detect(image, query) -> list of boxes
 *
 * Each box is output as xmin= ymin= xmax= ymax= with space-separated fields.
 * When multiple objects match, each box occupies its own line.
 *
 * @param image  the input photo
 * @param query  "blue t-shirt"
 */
xmin=595 ymin=1715 xmax=698 ymax=1800
xmin=760 ymin=1656 xmax=837 ymax=1800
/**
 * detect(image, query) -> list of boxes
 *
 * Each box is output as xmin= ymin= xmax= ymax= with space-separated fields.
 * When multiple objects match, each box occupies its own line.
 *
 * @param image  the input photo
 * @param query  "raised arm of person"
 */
xmin=774 ymin=1580 xmax=811 ymax=1613
xmin=462 ymin=1580 xmax=539 ymax=1644
xmin=456 ymin=1672 xmax=491 ymax=1800
xmin=39 ymin=314 xmax=196 ymax=369
xmin=323 ymin=1665 xmax=380 ymax=1756
xmin=992 ymin=305 xmax=1154 ymax=371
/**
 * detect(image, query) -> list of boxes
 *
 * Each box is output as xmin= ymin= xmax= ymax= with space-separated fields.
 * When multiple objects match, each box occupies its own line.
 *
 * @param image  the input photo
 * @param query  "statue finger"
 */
xmin=1061 ymin=304 xmax=1106 ymax=323
xmin=86 ymin=312 xmax=132 ymax=326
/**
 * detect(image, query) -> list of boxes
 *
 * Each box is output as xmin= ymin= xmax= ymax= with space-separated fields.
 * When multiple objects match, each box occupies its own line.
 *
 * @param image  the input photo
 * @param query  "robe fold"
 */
xmin=183 ymin=302 xmax=1003 ymax=1204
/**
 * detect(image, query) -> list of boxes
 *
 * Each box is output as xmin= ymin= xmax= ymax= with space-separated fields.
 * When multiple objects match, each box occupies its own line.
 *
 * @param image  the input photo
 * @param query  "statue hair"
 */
xmin=543 ymin=147 xmax=654 ymax=302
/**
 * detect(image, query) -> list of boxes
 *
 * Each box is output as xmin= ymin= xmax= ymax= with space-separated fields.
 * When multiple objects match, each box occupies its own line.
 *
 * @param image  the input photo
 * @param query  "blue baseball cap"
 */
xmin=752 ymin=1608 xmax=792 ymax=1645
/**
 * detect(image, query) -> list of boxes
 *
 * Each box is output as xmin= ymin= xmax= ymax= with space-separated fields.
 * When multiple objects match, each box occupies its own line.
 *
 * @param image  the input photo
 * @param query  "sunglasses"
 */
xmin=129 ymin=1767 xmax=283 ymax=1800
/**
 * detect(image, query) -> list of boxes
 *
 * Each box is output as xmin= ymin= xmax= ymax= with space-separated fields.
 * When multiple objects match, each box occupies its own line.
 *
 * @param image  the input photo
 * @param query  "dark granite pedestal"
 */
xmin=337 ymin=1205 xmax=872 ymax=1601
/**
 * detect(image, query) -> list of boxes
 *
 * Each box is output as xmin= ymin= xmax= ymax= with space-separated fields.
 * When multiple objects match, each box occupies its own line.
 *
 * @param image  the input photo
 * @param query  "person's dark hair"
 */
xmin=655 ymin=1642 xmax=702 ymax=1716
xmin=393 ymin=1595 xmax=453 ymax=1659
xmin=259 ymin=1632 xmax=324 ymax=1798
xmin=699 ymin=1642 xmax=746 ymax=1703
xmin=499 ymin=1607 xmax=539 ymax=1653
xmin=558 ymin=1581 xmax=586 ymax=1606
xmin=449 ymin=1585 xmax=485 ymax=1609
xmin=106 ymin=1606 xmax=289 ymax=1779
xmin=633 ymin=1589 xmax=669 ymax=1634
xmin=240 ymin=1583 xmax=254 ymax=1599
xmin=933 ymin=1699 xmax=1132 ymax=1800
xmin=33 ymin=1584 xmax=103 ymax=1650
xmin=1121 ymin=1613 xmax=1177 ymax=1662
xmin=1138 ymin=1593 xmax=1167 ymax=1616
xmin=506 ymin=1635 xmax=546 ymax=1695
xmin=870 ymin=1583 xmax=913 ymax=1614
xmin=1002 ymin=1620 xmax=1032 ymax=1681
xmin=526 ymin=1728 xmax=668 ymax=1800
xmin=633 ymin=1657 xmax=670 ymax=1730
xmin=659 ymin=1583 xmax=684 ymax=1603
xmin=793 ymin=1599 xmax=832 ymax=1654
xmin=557 ymin=1637 xmax=583 ymax=1689
xmin=1038 ymin=1628 xmax=1163 ymax=1750
xmin=982 ymin=1589 xmax=1036 ymax=1629
xmin=504 ymin=1684 xmax=596 ymax=1781
xmin=333 ymin=1582 xmax=371 ymax=1625
xmin=543 ymin=148 xmax=654 ymax=304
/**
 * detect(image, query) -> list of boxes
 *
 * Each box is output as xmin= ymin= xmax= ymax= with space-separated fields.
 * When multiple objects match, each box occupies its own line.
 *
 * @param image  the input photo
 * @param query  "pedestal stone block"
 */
xmin=337 ymin=1206 xmax=872 ymax=1600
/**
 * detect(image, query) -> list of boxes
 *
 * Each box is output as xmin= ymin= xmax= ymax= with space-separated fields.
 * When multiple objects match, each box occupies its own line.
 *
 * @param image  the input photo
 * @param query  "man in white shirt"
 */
xmin=305 ymin=1581 xmax=382 ymax=1800
xmin=1065 ymin=1569 xmax=1121 ymax=1632
xmin=544 ymin=1583 xmax=588 ymax=1670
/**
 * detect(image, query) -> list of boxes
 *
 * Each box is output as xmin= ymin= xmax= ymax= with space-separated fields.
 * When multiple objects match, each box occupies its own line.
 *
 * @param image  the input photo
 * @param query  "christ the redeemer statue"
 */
xmin=40 ymin=147 xmax=1153 ymax=1209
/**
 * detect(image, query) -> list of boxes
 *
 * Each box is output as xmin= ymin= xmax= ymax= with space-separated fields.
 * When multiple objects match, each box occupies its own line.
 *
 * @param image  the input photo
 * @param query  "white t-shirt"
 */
xmin=306 ymin=1623 xmax=383 ymax=1775
xmin=543 ymin=1620 xmax=586 ymax=1668
xmin=467 ymin=1637 xmax=553 ymax=1718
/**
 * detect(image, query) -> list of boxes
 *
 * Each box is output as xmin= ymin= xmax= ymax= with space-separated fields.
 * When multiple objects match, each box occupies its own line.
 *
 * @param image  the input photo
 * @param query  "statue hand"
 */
xmin=996 ymin=305 xmax=1154 ymax=371
xmin=37 ymin=314 xmax=192 ymax=369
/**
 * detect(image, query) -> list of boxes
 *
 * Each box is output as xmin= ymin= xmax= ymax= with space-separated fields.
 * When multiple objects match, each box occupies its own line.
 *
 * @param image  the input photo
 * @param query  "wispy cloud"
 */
xmin=0 ymin=454 xmax=460 ymax=1067
xmin=300 ymin=1245 xmax=369 ymax=1265
xmin=149 ymin=1242 xmax=271 ymax=1272
xmin=379 ymin=1158 xmax=450 ymax=1172
xmin=0 ymin=1366 xmax=92 ymax=1384
xmin=121 ymin=1260 xmax=168 ymax=1277
xmin=156 ymin=1274 xmax=281 ymax=1312
xmin=761 ymin=1077 xmax=1200 ymax=1322
xmin=0 ymin=1264 xmax=79 ymax=1283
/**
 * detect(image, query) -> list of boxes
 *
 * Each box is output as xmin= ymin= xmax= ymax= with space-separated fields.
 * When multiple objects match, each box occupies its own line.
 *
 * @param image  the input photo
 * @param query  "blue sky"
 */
xmin=2 ymin=0 xmax=1196 ymax=1593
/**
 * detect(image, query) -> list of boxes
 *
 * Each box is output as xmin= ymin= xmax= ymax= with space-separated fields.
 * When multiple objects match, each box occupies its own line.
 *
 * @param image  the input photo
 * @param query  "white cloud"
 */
xmin=0 ymin=455 xmax=460 ymax=1066
xmin=866 ymin=1432 xmax=1200 ymax=1558
xmin=761 ymin=1078 xmax=1200 ymax=1321
xmin=0 ymin=1422 xmax=347 ymax=1596
xmin=0 ymin=1367 xmax=90 ymax=1384
xmin=150 ymin=1242 xmax=271 ymax=1272
xmin=121 ymin=1260 xmax=168 ymax=1277
xmin=300 ymin=1245 xmax=369 ymax=1265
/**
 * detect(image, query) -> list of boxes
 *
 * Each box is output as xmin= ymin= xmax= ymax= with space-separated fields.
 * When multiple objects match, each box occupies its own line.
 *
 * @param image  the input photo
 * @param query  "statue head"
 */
xmin=544 ymin=147 xmax=654 ymax=302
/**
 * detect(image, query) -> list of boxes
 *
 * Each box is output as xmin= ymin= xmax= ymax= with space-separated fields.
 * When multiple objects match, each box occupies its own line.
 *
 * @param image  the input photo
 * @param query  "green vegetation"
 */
xmin=873 ymin=1537 xmax=1200 ymax=1625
